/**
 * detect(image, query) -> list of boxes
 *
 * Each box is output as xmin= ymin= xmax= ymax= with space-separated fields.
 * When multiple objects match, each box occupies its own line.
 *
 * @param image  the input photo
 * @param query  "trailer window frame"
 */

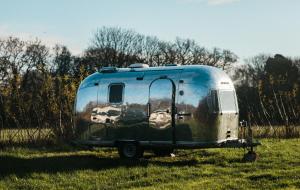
xmin=108 ymin=83 xmax=125 ymax=104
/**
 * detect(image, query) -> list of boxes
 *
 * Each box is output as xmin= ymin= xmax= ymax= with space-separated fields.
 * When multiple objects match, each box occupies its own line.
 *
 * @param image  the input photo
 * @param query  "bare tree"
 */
xmin=174 ymin=37 xmax=196 ymax=65
xmin=90 ymin=27 xmax=143 ymax=67
xmin=140 ymin=36 xmax=161 ymax=66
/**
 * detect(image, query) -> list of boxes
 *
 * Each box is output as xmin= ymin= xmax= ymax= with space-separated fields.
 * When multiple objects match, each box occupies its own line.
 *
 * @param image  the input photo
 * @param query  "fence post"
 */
xmin=285 ymin=116 xmax=289 ymax=138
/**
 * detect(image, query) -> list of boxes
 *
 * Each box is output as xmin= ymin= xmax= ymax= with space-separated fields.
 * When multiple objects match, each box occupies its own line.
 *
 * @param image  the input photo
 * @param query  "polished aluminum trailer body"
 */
xmin=74 ymin=65 xmax=241 ymax=148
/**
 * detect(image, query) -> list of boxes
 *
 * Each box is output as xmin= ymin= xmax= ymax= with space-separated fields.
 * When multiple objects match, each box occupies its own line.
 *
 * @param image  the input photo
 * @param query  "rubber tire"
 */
xmin=152 ymin=148 xmax=174 ymax=157
xmin=118 ymin=142 xmax=143 ymax=159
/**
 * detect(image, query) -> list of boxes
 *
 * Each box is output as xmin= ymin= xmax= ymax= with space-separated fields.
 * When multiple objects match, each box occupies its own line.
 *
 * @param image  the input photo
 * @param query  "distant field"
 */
xmin=0 ymin=128 xmax=54 ymax=145
xmin=0 ymin=139 xmax=299 ymax=190
xmin=250 ymin=125 xmax=300 ymax=138
xmin=1 ymin=126 xmax=299 ymax=146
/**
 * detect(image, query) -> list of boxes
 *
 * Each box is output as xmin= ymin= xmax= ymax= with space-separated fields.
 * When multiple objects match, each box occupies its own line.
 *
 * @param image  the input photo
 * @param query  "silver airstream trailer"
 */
xmin=74 ymin=64 xmax=259 ymax=160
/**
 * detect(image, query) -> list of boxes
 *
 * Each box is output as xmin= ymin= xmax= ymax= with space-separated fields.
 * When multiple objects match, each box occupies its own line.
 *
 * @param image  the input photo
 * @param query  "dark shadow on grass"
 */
xmin=0 ymin=143 xmax=109 ymax=154
xmin=175 ymin=150 xmax=245 ymax=165
xmin=150 ymin=159 xmax=199 ymax=167
xmin=0 ymin=154 xmax=199 ymax=177
xmin=0 ymin=146 xmax=248 ymax=177
xmin=0 ymin=155 xmax=144 ymax=177
xmin=175 ymin=150 xmax=219 ymax=157
xmin=248 ymin=174 xmax=280 ymax=181
xmin=0 ymin=140 xmax=56 ymax=149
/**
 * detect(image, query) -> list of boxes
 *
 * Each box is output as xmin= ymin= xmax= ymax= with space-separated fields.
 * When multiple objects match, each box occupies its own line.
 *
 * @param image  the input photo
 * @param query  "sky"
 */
xmin=1 ymin=0 xmax=300 ymax=62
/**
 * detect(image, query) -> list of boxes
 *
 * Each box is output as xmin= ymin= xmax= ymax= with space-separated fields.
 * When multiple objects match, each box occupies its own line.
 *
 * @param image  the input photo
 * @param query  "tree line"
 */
xmin=0 ymin=26 xmax=299 ymax=143
xmin=234 ymin=54 xmax=300 ymax=137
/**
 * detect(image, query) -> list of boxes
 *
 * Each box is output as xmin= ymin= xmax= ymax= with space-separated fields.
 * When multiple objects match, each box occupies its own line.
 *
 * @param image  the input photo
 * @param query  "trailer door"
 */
xmin=148 ymin=78 xmax=176 ymax=144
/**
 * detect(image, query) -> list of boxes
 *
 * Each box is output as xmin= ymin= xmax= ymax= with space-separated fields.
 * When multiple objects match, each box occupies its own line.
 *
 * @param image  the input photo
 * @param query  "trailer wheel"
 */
xmin=118 ymin=142 xmax=143 ymax=159
xmin=152 ymin=148 xmax=174 ymax=157
xmin=243 ymin=151 xmax=258 ymax=162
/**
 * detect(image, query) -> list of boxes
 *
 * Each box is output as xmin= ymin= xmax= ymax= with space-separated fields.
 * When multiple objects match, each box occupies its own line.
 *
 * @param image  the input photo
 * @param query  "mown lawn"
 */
xmin=0 ymin=139 xmax=299 ymax=190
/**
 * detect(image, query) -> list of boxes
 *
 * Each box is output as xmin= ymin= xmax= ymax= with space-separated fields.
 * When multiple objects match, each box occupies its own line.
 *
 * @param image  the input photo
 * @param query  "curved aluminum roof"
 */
xmin=80 ymin=65 xmax=234 ymax=90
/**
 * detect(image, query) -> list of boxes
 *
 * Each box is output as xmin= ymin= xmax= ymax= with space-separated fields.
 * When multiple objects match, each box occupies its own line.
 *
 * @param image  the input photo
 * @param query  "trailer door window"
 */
xmin=109 ymin=84 xmax=124 ymax=103
xmin=219 ymin=90 xmax=237 ymax=112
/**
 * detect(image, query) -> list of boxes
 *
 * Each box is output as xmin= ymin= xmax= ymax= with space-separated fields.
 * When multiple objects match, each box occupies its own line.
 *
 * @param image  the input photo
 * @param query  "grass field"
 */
xmin=0 ymin=128 xmax=54 ymax=145
xmin=0 ymin=139 xmax=299 ymax=190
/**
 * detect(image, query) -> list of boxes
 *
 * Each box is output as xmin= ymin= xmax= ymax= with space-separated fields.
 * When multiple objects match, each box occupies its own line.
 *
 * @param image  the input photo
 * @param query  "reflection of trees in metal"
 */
xmin=148 ymin=78 xmax=174 ymax=131
xmin=149 ymin=109 xmax=172 ymax=129
xmin=90 ymin=106 xmax=121 ymax=124
xmin=150 ymin=98 xmax=171 ymax=109
xmin=119 ymin=109 xmax=147 ymax=125
xmin=76 ymin=101 xmax=98 ymax=122
xmin=195 ymin=98 xmax=210 ymax=123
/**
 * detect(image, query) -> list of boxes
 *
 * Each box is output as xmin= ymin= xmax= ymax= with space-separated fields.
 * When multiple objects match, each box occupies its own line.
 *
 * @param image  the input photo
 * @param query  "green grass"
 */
xmin=0 ymin=139 xmax=299 ymax=190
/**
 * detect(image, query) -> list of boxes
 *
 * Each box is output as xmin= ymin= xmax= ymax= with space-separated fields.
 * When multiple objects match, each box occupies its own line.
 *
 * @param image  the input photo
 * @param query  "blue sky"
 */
xmin=1 ymin=0 xmax=300 ymax=61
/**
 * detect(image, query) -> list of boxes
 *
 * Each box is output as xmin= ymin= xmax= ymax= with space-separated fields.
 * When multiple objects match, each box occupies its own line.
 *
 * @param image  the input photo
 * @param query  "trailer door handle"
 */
xmin=147 ymin=103 xmax=151 ymax=117
xmin=177 ymin=113 xmax=192 ymax=116
xmin=178 ymin=116 xmax=184 ymax=120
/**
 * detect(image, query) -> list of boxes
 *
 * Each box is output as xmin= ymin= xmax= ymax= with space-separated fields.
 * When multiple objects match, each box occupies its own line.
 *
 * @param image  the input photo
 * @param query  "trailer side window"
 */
xmin=109 ymin=84 xmax=124 ymax=103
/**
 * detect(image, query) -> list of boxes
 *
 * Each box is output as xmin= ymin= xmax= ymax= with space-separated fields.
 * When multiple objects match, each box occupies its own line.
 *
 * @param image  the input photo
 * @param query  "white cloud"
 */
xmin=0 ymin=25 xmax=83 ymax=55
xmin=177 ymin=0 xmax=240 ymax=6
xmin=207 ymin=0 xmax=240 ymax=5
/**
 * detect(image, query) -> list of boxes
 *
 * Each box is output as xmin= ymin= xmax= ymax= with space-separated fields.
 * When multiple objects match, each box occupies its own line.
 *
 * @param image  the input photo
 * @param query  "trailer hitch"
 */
xmin=240 ymin=120 xmax=259 ymax=162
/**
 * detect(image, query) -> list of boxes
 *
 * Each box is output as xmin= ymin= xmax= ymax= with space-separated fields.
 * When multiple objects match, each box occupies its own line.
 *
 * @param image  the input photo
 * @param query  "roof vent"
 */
xmin=99 ymin=67 xmax=117 ymax=73
xmin=128 ymin=63 xmax=149 ymax=69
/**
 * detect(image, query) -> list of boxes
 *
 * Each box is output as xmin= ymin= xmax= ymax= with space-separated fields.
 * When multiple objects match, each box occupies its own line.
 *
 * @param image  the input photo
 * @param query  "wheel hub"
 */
xmin=123 ymin=144 xmax=137 ymax=158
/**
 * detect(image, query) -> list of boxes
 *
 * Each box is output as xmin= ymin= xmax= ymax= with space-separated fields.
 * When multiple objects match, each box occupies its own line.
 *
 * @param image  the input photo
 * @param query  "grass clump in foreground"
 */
xmin=0 ymin=139 xmax=299 ymax=190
